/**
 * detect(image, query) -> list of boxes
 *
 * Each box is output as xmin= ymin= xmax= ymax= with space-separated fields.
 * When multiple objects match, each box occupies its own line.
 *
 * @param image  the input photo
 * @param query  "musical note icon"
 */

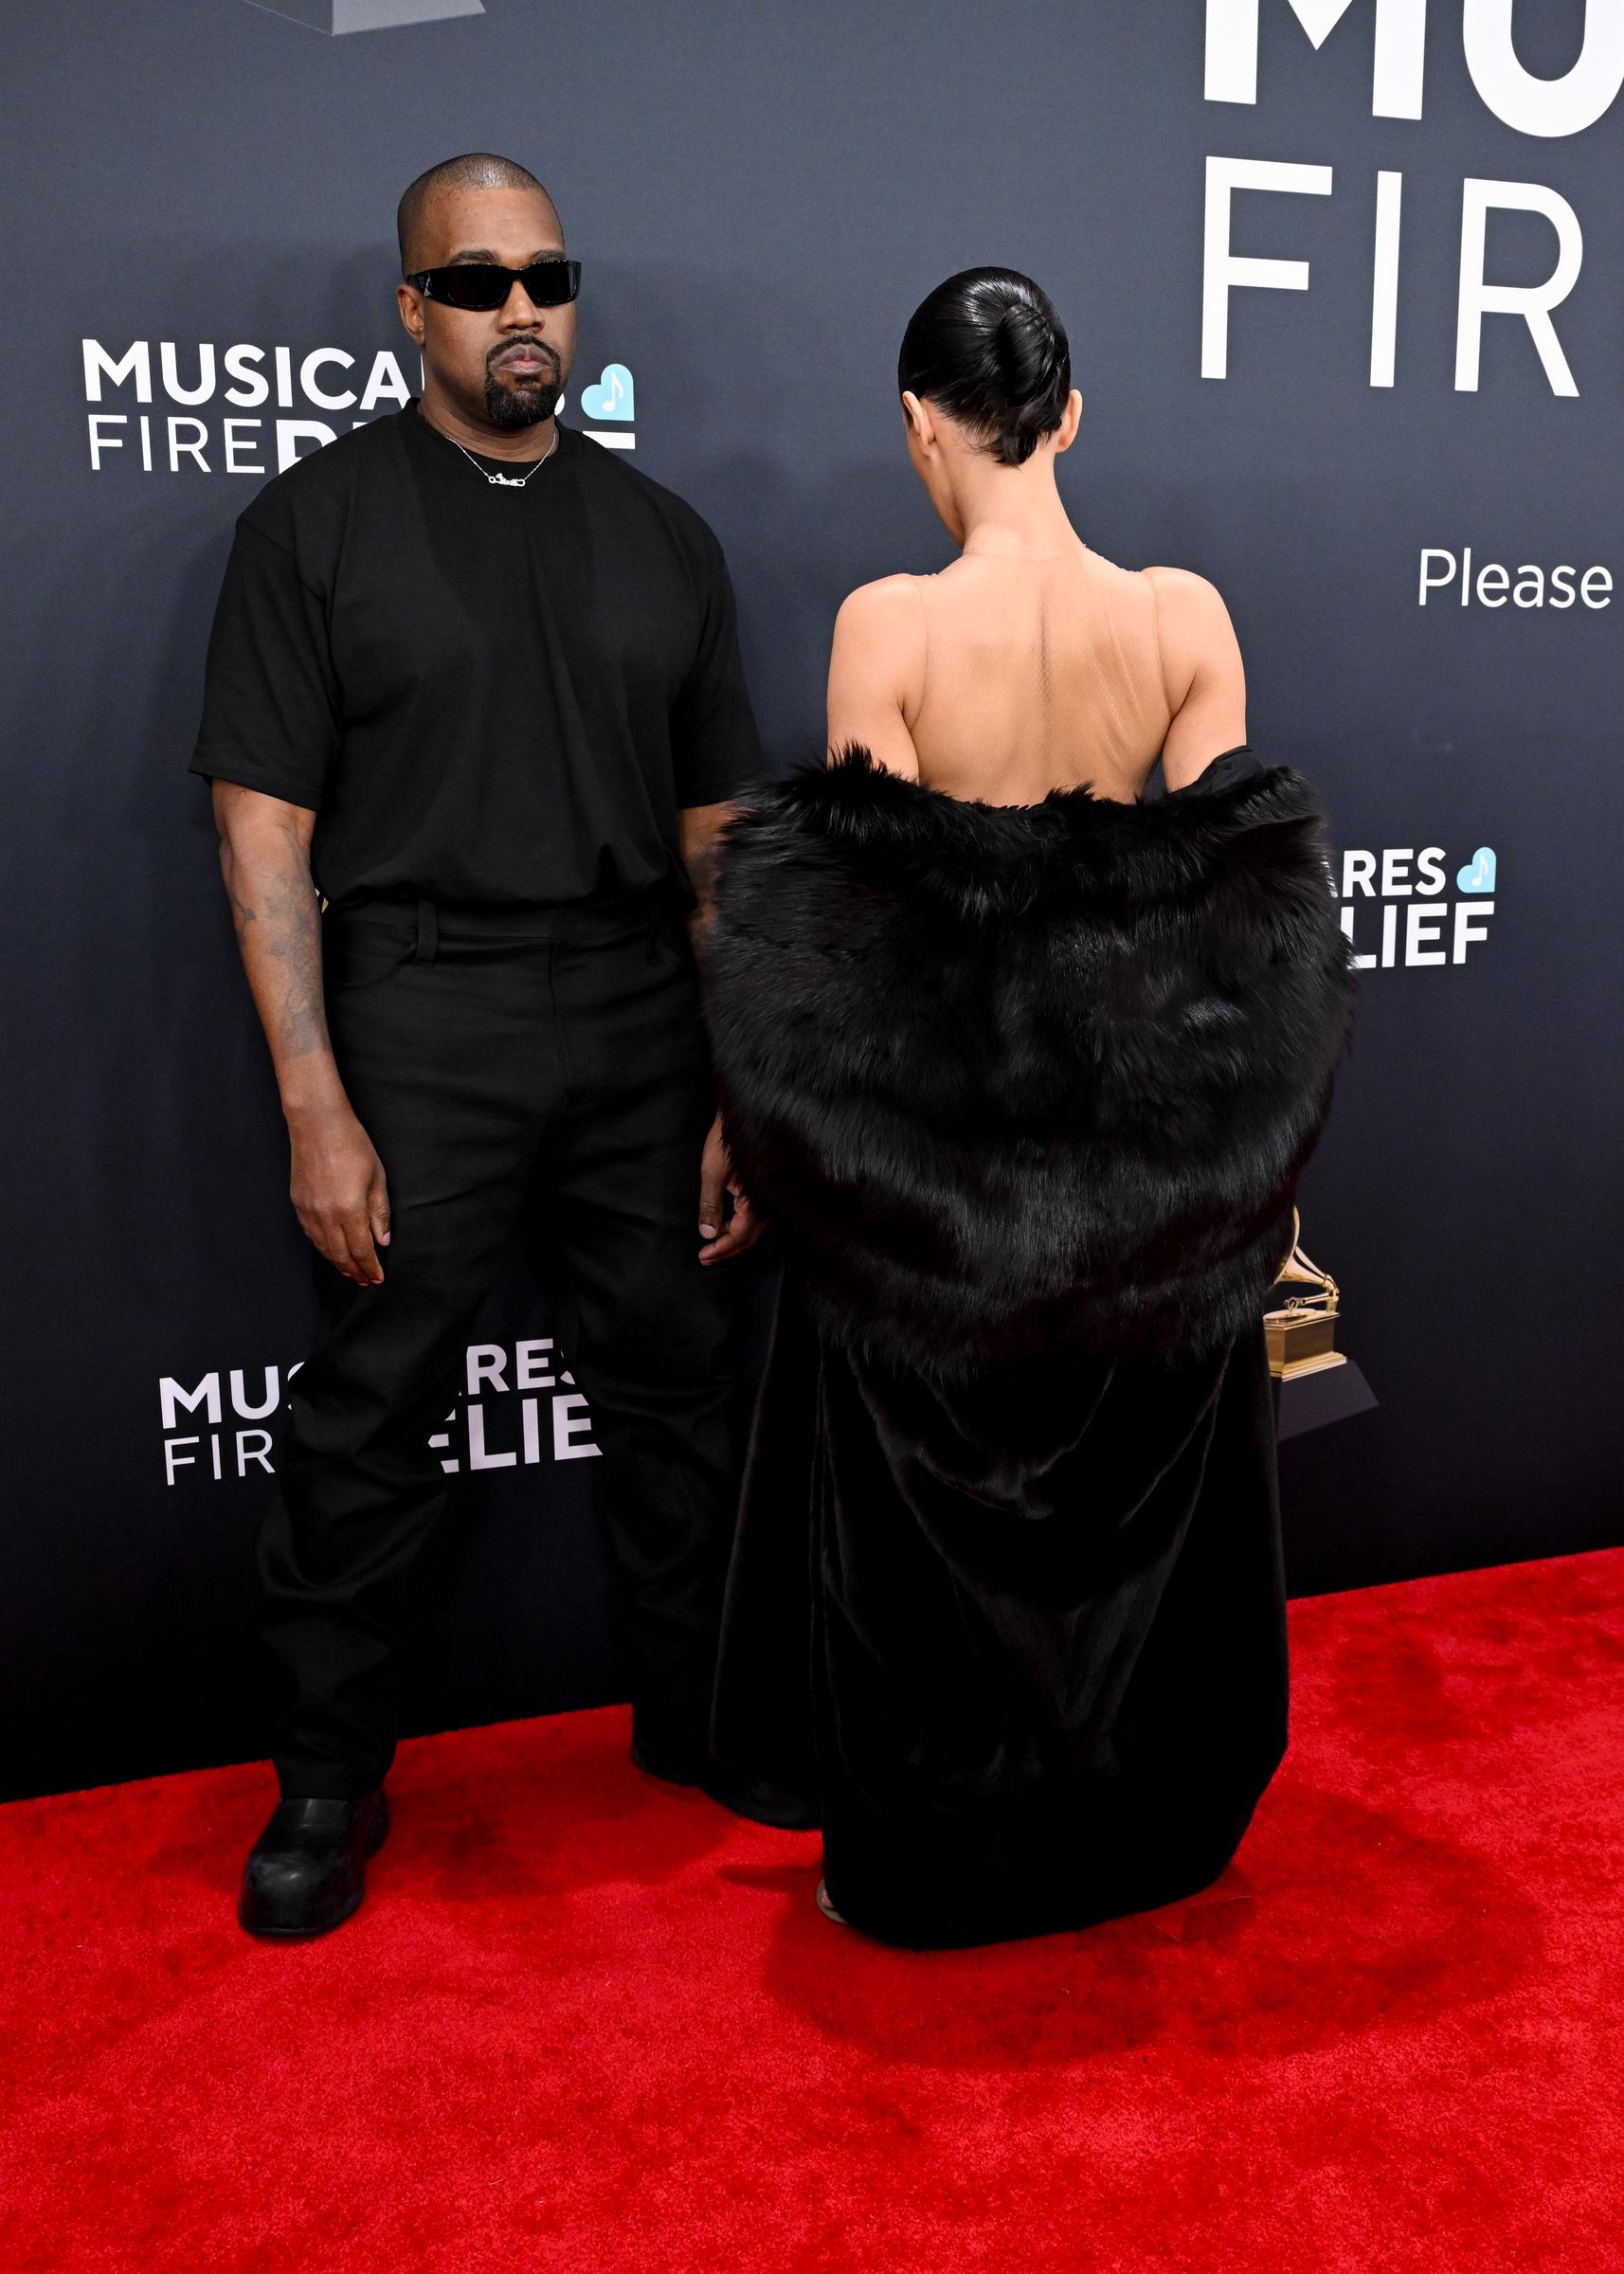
xmin=581 ymin=363 xmax=635 ymax=421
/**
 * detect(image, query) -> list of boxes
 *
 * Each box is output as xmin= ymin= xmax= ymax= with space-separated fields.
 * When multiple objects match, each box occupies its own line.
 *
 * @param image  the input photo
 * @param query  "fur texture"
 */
xmin=705 ymin=749 xmax=1356 ymax=1373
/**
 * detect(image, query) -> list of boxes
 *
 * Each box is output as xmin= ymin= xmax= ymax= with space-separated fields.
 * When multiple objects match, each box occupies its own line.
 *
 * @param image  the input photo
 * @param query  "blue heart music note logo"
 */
xmin=581 ymin=363 xmax=635 ymax=422
xmin=1456 ymin=847 xmax=1496 ymax=893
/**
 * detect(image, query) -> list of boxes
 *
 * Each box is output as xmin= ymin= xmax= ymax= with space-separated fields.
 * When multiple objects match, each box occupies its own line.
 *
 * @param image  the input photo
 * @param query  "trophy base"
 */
xmin=1273 ymin=1349 xmax=1348 ymax=1381
xmin=1273 ymin=1356 xmax=1379 ymax=1443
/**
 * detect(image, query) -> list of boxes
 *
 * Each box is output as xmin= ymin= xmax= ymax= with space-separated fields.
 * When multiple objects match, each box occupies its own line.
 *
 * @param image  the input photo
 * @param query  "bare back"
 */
xmin=910 ymin=544 xmax=1170 ymax=804
xmin=826 ymin=544 xmax=1245 ymax=804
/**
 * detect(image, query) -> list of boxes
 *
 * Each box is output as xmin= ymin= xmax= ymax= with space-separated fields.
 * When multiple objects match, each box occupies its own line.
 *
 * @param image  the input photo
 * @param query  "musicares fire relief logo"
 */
xmin=81 ymin=338 xmax=638 ymax=474
xmin=1337 ymin=839 xmax=1496 ymax=971
xmin=158 ymin=1338 xmax=599 ymax=1488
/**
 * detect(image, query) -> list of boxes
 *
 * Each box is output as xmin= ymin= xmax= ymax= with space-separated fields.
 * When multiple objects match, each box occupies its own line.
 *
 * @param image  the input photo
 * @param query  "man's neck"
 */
xmin=416 ymin=386 xmax=557 ymax=463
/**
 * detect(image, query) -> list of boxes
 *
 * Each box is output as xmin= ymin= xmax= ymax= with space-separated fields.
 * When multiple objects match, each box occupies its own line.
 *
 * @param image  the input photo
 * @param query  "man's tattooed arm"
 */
xmin=210 ymin=781 xmax=390 ymax=1286
xmin=212 ymin=782 xmax=339 ymax=1096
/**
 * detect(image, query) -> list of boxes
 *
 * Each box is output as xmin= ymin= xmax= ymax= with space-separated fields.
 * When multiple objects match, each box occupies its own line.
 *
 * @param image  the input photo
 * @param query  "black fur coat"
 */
xmin=705 ymin=748 xmax=1356 ymax=1371
xmin=706 ymin=747 xmax=1357 ymax=1949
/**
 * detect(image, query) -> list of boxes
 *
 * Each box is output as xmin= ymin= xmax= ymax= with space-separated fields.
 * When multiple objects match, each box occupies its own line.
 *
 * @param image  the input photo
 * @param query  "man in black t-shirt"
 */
xmin=193 ymin=154 xmax=808 ymax=1940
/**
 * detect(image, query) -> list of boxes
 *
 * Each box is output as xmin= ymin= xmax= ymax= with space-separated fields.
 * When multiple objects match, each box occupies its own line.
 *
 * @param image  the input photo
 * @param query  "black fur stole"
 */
xmin=705 ymin=750 xmax=1356 ymax=1371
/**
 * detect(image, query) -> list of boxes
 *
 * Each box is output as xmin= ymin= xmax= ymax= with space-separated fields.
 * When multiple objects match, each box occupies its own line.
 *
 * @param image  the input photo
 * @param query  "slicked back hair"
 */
xmin=396 ymin=153 xmax=558 ymax=274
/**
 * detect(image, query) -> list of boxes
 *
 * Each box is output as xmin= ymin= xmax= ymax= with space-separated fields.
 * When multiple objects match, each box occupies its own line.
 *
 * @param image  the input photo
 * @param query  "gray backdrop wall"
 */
xmin=5 ymin=0 xmax=1622 ymax=1801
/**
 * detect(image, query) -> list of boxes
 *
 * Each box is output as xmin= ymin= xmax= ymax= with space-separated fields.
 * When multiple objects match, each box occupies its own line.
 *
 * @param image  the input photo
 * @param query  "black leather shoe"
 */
xmin=238 ymin=1790 xmax=389 ymax=1939
xmin=630 ymin=1737 xmax=819 ymax=1831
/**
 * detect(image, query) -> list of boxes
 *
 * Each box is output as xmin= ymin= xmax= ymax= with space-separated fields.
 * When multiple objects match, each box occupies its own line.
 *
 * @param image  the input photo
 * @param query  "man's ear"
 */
xmin=396 ymin=280 xmax=425 ymax=346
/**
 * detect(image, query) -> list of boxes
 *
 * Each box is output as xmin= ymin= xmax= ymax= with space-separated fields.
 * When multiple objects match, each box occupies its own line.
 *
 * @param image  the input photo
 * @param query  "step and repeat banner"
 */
xmin=5 ymin=0 xmax=1622 ymax=1799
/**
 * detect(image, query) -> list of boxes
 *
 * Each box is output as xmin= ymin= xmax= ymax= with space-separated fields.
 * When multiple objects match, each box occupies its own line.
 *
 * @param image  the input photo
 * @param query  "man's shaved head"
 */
xmin=396 ymin=153 xmax=560 ymax=273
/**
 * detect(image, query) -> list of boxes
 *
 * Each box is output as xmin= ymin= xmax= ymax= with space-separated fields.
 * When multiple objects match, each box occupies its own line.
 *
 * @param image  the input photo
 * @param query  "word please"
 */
xmin=1418 ymin=550 xmax=1613 ymax=608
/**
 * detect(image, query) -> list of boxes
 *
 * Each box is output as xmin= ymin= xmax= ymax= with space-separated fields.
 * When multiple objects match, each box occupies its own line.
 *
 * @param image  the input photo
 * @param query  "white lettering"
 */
xmin=86 ymin=413 xmax=127 ymax=469
xmin=223 ymin=344 xmax=269 ymax=407
xmin=1456 ymin=179 xmax=1582 ymax=396
xmin=159 ymin=341 xmax=217 ymax=406
xmin=230 ymin=1366 xmax=280 ymax=1421
xmin=467 ymin=1402 xmax=517 ymax=1470
xmin=1405 ymin=901 xmax=1447 ymax=965
xmin=1202 ymin=155 xmax=1335 ymax=380
xmin=1463 ymin=0 xmax=1624 ymax=138
xmin=237 ymin=1430 xmax=274 ymax=1476
xmin=299 ymin=348 xmax=356 ymax=410
xmin=164 ymin=1436 xmax=199 ymax=1486
xmin=82 ymin=338 xmax=152 ymax=402
xmin=1370 ymin=169 xmax=1403 ymax=387
xmin=1204 ymin=0 xmax=1427 ymax=118
xmin=467 ymin=1345 xmax=509 ymax=1395
xmin=1339 ymin=904 xmax=1377 ymax=970
xmin=167 ymin=417 xmax=209 ymax=473
xmin=358 ymin=350 xmax=411 ymax=411
xmin=1417 ymin=549 xmax=1609 ymax=607
xmin=223 ymin=418 xmax=265 ymax=475
xmin=1418 ymin=548 xmax=1455 ymax=603
xmin=1453 ymin=898 xmax=1494 ymax=961
xmin=514 ymin=1338 xmax=557 ymax=1389
xmin=552 ymin=1393 xmax=601 ymax=1461
xmin=276 ymin=420 xmax=335 ymax=472
xmin=1513 ymin=564 xmax=1544 ymax=607
xmin=161 ymin=1374 xmax=222 ymax=1429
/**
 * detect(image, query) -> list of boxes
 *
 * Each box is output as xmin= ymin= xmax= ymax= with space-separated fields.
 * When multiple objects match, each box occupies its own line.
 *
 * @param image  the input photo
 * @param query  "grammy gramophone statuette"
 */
xmin=1264 ymin=1209 xmax=1347 ymax=1381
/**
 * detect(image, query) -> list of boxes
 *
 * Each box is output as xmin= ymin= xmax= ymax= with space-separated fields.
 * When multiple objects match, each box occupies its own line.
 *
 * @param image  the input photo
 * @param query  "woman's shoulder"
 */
xmin=834 ymin=571 xmax=927 ymax=625
xmin=1141 ymin=565 xmax=1238 ymax=645
xmin=830 ymin=574 xmax=929 ymax=672
xmin=1142 ymin=562 xmax=1230 ymax=612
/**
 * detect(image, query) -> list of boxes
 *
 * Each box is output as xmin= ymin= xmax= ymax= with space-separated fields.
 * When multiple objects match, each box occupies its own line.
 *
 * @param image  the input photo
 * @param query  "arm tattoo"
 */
xmin=260 ymin=857 xmax=328 ymax=1057
xmin=220 ymin=821 xmax=332 ymax=1068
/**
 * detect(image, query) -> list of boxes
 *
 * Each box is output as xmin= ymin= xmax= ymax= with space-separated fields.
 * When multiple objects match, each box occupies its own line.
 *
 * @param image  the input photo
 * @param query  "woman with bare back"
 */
xmin=702 ymin=269 xmax=1355 ymax=1949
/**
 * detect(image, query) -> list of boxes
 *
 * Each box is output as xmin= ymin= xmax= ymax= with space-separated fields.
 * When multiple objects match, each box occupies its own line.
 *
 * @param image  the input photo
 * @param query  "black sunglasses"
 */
xmin=405 ymin=259 xmax=582 ymax=311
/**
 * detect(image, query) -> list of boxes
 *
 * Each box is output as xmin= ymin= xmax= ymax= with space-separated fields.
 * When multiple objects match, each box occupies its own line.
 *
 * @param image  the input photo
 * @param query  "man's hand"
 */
xmin=288 ymin=1101 xmax=391 ymax=1286
xmin=697 ymin=1110 xmax=763 ymax=1265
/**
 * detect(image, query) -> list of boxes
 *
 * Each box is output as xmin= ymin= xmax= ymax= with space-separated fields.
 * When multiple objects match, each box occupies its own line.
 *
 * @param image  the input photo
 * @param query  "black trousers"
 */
xmin=258 ymin=889 xmax=736 ymax=1798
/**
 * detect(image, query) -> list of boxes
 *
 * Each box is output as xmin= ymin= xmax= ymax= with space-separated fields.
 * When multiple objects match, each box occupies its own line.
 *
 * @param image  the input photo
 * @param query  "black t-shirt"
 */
xmin=190 ymin=404 xmax=764 ymax=909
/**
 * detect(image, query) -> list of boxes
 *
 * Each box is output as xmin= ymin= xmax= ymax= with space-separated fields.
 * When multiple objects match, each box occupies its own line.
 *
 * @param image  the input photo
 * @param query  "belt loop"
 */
xmin=414 ymin=896 xmax=439 ymax=966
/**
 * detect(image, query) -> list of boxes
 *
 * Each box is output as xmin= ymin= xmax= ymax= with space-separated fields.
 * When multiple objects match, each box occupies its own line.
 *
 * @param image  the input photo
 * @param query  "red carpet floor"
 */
xmin=4 ymin=1547 xmax=1623 ymax=2274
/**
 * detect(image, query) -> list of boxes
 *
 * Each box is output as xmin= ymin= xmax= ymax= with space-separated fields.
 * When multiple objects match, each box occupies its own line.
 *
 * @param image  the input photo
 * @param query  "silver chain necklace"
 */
xmin=444 ymin=426 xmax=558 ymax=489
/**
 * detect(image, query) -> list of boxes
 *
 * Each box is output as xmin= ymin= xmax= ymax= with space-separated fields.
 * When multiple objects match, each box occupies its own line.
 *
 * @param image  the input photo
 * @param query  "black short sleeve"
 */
xmin=189 ymin=516 xmax=340 ymax=811
xmin=670 ymin=525 xmax=764 ymax=808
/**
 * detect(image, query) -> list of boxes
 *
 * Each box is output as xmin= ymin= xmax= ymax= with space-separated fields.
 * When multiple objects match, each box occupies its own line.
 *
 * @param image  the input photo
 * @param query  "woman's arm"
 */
xmin=1144 ymin=566 xmax=1248 ymax=790
xmin=825 ymin=575 xmax=927 ymax=777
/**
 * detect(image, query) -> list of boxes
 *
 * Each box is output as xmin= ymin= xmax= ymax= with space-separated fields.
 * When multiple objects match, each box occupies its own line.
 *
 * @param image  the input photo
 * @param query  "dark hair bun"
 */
xmin=898 ymin=268 xmax=1071 ymax=466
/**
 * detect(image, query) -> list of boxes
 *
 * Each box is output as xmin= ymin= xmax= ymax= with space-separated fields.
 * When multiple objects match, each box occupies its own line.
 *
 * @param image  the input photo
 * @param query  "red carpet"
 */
xmin=4 ymin=1548 xmax=1623 ymax=2273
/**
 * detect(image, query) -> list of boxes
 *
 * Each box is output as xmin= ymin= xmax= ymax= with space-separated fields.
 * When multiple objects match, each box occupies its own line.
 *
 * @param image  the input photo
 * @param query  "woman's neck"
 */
xmin=953 ymin=461 xmax=1079 ymax=562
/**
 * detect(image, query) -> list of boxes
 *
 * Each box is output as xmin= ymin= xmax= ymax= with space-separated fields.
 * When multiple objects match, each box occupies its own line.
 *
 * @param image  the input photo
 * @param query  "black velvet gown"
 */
xmin=705 ymin=747 xmax=1353 ymax=1949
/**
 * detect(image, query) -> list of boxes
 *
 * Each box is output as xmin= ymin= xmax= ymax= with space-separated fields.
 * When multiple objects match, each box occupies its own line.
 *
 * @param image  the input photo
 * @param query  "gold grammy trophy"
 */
xmin=1264 ymin=1209 xmax=1347 ymax=1380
